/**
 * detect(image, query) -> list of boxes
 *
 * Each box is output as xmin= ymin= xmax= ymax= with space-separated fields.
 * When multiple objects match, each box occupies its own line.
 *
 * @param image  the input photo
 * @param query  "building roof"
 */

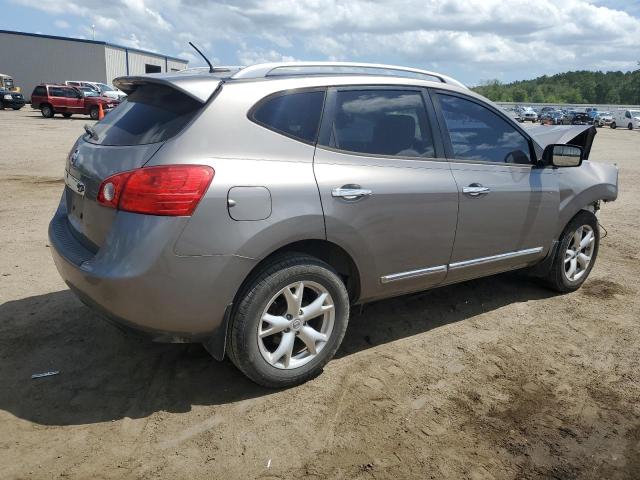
xmin=0 ymin=29 xmax=188 ymax=64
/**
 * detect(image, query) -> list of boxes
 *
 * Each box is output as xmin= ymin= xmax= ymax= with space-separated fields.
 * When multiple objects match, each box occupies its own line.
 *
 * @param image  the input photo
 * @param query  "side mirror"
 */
xmin=543 ymin=144 xmax=583 ymax=168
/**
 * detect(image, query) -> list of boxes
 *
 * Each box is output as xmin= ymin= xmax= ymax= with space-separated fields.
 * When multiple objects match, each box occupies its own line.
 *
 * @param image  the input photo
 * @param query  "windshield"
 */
xmin=87 ymin=84 xmax=202 ymax=146
xmin=81 ymin=88 xmax=99 ymax=97
xmin=98 ymin=83 xmax=116 ymax=92
xmin=630 ymin=110 xmax=640 ymax=117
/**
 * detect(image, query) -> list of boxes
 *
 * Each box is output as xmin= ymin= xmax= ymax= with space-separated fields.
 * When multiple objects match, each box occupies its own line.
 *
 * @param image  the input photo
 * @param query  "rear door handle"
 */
xmin=331 ymin=185 xmax=372 ymax=200
xmin=462 ymin=184 xmax=491 ymax=197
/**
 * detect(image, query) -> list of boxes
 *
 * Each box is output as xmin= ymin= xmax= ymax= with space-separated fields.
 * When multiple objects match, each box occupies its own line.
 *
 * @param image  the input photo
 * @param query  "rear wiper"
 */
xmin=83 ymin=124 xmax=98 ymax=140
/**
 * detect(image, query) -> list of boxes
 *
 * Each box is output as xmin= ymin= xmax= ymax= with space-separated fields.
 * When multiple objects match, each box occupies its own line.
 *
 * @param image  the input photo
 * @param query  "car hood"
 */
xmin=527 ymin=124 xmax=597 ymax=160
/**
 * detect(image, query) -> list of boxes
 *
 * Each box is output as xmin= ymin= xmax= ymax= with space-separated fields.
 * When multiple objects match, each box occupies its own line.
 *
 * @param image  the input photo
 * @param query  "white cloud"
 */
xmin=54 ymin=19 xmax=69 ymax=29
xmin=10 ymin=0 xmax=640 ymax=84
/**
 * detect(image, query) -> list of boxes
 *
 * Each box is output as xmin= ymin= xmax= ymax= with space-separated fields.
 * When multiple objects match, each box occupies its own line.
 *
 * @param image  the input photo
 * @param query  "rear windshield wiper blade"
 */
xmin=83 ymin=124 xmax=98 ymax=140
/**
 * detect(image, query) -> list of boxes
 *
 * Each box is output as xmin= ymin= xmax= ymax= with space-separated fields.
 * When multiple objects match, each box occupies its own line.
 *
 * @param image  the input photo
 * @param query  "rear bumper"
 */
xmin=48 ymin=196 xmax=256 ymax=354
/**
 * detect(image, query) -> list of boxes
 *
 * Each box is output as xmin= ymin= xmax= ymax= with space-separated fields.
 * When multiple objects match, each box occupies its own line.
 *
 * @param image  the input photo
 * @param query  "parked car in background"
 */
xmin=541 ymin=111 xmax=570 ymax=125
xmin=0 ymin=88 xmax=25 ymax=110
xmin=520 ymin=107 xmax=538 ymax=122
xmin=65 ymin=81 xmax=127 ymax=100
xmin=593 ymin=112 xmax=613 ymax=128
xmin=585 ymin=107 xmax=599 ymax=120
xmin=503 ymin=108 xmax=522 ymax=123
xmin=540 ymin=106 xmax=555 ymax=114
xmin=31 ymin=84 xmax=120 ymax=119
xmin=570 ymin=112 xmax=591 ymax=125
xmin=0 ymin=73 xmax=21 ymax=93
xmin=611 ymin=109 xmax=640 ymax=130
xmin=48 ymin=62 xmax=618 ymax=387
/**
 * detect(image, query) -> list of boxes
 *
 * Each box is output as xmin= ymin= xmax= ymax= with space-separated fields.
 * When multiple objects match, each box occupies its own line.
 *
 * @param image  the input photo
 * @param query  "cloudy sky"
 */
xmin=2 ymin=0 xmax=639 ymax=85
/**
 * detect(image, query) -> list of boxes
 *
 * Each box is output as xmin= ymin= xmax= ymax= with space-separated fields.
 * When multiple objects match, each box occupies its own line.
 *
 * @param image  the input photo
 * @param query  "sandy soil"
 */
xmin=0 ymin=108 xmax=638 ymax=480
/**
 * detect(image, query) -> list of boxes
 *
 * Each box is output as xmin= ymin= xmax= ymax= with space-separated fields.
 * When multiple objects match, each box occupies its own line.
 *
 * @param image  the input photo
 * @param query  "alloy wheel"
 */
xmin=257 ymin=280 xmax=335 ymax=369
xmin=564 ymin=224 xmax=596 ymax=282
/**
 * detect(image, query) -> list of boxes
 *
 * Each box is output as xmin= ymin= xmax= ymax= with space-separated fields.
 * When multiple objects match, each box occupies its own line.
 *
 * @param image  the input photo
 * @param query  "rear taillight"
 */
xmin=97 ymin=165 xmax=214 ymax=216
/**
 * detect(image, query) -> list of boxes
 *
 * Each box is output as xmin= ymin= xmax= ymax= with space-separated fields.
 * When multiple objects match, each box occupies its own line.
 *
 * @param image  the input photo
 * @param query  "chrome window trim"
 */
xmin=449 ymin=247 xmax=543 ymax=270
xmin=380 ymin=265 xmax=447 ymax=284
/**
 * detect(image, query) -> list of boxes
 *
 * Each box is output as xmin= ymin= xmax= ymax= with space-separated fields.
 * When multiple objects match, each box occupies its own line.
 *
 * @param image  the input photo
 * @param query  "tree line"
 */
xmin=472 ymin=70 xmax=640 ymax=105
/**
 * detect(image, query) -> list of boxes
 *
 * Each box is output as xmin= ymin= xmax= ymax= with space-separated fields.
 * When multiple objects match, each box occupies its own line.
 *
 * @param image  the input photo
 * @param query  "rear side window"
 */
xmin=32 ymin=86 xmax=46 ymax=97
xmin=88 ymin=84 xmax=202 ymax=146
xmin=49 ymin=87 xmax=65 ymax=97
xmin=436 ymin=93 xmax=532 ymax=164
xmin=251 ymin=90 xmax=325 ymax=144
xmin=325 ymin=89 xmax=435 ymax=158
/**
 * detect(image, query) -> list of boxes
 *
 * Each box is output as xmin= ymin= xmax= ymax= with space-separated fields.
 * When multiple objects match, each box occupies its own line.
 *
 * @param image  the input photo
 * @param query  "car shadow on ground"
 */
xmin=0 ymin=272 xmax=555 ymax=426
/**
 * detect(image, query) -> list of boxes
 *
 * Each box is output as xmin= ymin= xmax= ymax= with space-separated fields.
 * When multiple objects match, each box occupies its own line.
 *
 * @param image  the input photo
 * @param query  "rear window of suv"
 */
xmin=87 ymin=84 xmax=202 ymax=146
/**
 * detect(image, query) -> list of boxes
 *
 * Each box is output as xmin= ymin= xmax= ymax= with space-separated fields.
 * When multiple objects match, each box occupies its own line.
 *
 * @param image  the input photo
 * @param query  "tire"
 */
xmin=62 ymin=113 xmax=72 ymax=118
xmin=12 ymin=106 xmax=22 ymax=110
xmin=41 ymin=104 xmax=54 ymax=118
xmin=543 ymin=211 xmax=599 ymax=293
xmin=227 ymin=253 xmax=350 ymax=388
xmin=89 ymin=106 xmax=99 ymax=120
xmin=611 ymin=122 xmax=616 ymax=129
xmin=0 ymin=101 xmax=4 ymax=110
xmin=628 ymin=123 xmax=633 ymax=130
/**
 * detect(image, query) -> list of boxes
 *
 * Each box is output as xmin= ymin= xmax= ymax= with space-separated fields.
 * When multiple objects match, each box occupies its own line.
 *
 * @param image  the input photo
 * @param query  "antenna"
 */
xmin=189 ymin=41 xmax=214 ymax=74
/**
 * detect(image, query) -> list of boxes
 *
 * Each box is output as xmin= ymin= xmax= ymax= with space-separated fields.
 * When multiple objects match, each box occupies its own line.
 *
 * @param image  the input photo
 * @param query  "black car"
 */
xmin=569 ymin=112 xmax=590 ymax=125
xmin=0 ymin=89 xmax=25 ymax=110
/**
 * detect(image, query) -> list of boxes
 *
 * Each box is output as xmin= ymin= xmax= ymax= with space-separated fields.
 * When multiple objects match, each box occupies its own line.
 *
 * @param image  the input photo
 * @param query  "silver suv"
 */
xmin=49 ymin=62 xmax=618 ymax=387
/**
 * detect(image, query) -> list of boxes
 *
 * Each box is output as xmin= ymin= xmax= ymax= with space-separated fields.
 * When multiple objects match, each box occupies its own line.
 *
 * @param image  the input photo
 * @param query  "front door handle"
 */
xmin=462 ymin=184 xmax=491 ymax=197
xmin=331 ymin=185 xmax=372 ymax=200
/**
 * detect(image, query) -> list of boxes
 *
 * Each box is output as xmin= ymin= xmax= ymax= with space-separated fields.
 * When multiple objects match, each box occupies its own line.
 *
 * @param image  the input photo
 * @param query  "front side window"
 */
xmin=437 ymin=94 xmax=532 ymax=164
xmin=251 ymin=90 xmax=325 ymax=144
xmin=327 ymin=89 xmax=435 ymax=158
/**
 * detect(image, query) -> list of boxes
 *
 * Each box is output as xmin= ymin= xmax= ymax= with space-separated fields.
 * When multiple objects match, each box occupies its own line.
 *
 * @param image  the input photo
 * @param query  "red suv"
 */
xmin=30 ymin=84 xmax=120 ymax=119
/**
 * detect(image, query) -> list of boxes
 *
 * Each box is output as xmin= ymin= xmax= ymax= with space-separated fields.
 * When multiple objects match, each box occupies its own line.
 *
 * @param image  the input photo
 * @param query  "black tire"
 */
xmin=628 ymin=123 xmax=634 ymax=130
xmin=543 ymin=211 xmax=599 ymax=293
xmin=227 ymin=253 xmax=350 ymax=388
xmin=89 ymin=106 xmax=99 ymax=120
xmin=611 ymin=122 xmax=616 ymax=129
xmin=62 ymin=113 xmax=72 ymax=118
xmin=41 ymin=104 xmax=54 ymax=118
xmin=12 ymin=106 xmax=22 ymax=110
xmin=0 ymin=101 xmax=4 ymax=110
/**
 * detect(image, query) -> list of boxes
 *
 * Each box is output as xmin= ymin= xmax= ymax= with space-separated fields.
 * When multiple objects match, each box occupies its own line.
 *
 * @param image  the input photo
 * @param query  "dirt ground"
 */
xmin=0 ymin=108 xmax=638 ymax=480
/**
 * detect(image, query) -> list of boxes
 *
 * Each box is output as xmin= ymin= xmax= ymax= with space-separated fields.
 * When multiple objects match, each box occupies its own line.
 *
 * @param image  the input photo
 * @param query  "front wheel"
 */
xmin=89 ymin=106 xmax=99 ymax=120
xmin=628 ymin=123 xmax=634 ymax=130
xmin=611 ymin=122 xmax=617 ymax=129
xmin=227 ymin=254 xmax=350 ymax=388
xmin=543 ymin=211 xmax=599 ymax=293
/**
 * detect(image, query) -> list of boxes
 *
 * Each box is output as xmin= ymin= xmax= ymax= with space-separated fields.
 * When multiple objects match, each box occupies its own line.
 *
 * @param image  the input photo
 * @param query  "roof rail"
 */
xmin=231 ymin=62 xmax=466 ymax=88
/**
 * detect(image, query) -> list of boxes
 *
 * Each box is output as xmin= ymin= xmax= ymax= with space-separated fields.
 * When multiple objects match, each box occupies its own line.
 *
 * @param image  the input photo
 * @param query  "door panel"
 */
xmin=446 ymin=162 xmax=558 ymax=283
xmin=431 ymin=90 xmax=559 ymax=283
xmin=314 ymin=152 xmax=458 ymax=301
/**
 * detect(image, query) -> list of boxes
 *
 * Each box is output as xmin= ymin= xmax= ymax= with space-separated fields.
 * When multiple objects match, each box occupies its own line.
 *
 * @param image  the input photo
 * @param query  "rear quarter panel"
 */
xmin=148 ymin=80 xmax=326 ymax=260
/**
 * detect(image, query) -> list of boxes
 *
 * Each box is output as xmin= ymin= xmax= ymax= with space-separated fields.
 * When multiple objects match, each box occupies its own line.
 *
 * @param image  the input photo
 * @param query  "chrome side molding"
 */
xmin=380 ymin=247 xmax=544 ymax=283
xmin=380 ymin=265 xmax=446 ymax=284
xmin=449 ymin=247 xmax=543 ymax=270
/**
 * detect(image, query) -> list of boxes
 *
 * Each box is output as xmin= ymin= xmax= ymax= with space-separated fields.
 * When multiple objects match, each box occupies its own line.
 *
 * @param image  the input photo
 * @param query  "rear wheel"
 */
xmin=543 ymin=211 xmax=599 ymax=293
xmin=89 ymin=106 xmax=99 ymax=120
xmin=227 ymin=254 xmax=350 ymax=388
xmin=41 ymin=104 xmax=54 ymax=118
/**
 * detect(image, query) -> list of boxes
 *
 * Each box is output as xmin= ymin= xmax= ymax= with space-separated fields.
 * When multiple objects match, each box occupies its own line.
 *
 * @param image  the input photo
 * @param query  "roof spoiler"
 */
xmin=113 ymin=73 xmax=221 ymax=103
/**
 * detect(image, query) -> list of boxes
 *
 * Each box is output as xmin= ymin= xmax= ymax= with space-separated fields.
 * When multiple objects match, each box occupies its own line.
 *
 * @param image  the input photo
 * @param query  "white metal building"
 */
xmin=0 ymin=30 xmax=188 ymax=99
